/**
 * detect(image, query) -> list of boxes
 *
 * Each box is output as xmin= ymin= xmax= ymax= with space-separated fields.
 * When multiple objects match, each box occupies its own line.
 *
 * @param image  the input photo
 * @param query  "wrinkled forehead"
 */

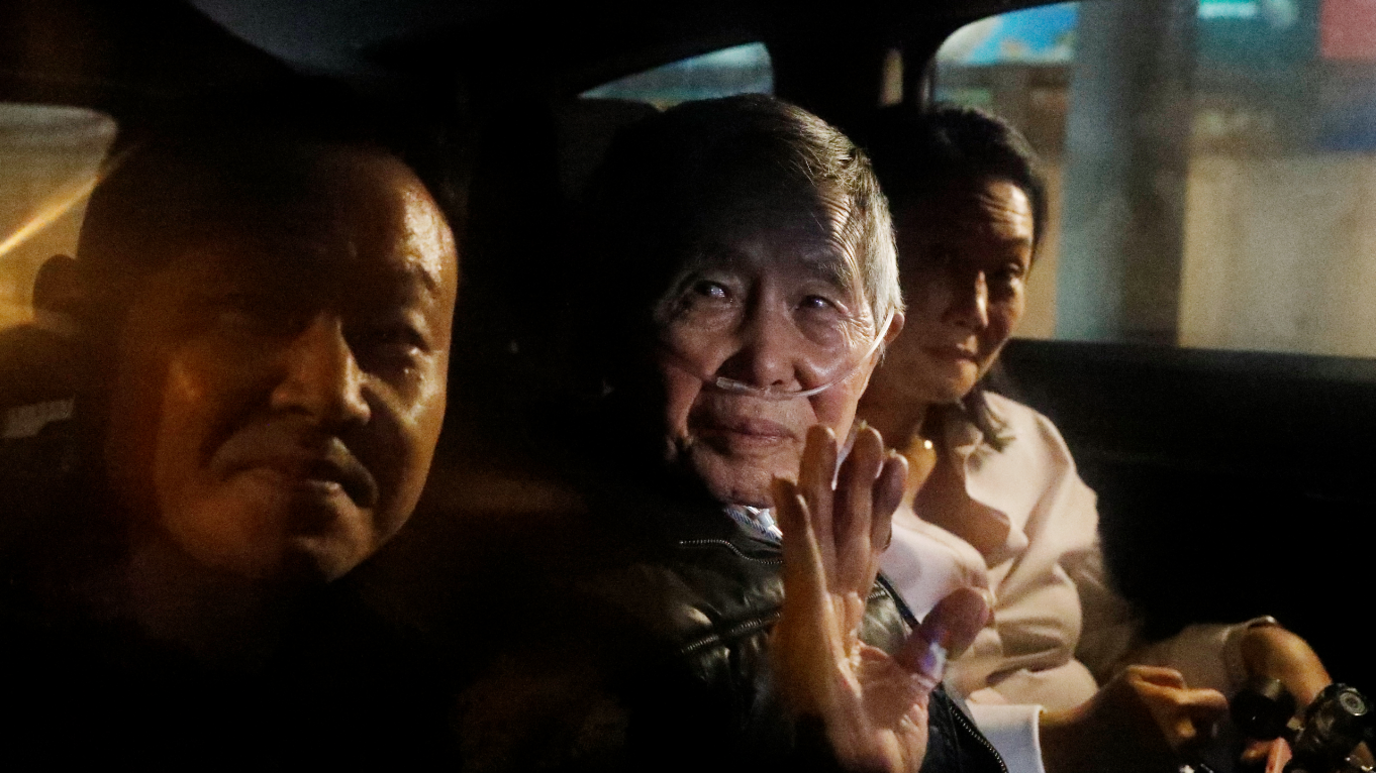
xmin=678 ymin=177 xmax=862 ymax=290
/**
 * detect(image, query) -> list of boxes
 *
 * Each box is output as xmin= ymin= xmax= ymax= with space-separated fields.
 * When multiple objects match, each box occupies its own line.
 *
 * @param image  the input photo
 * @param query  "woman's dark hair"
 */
xmin=858 ymin=102 xmax=1047 ymax=252
xmin=857 ymin=103 xmax=1046 ymax=450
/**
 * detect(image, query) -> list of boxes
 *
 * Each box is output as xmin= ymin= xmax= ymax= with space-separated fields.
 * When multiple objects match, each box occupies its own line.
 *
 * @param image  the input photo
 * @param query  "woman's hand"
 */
xmin=770 ymin=424 xmax=989 ymax=772
xmin=1040 ymin=665 xmax=1229 ymax=773
xmin=1237 ymin=624 xmax=1330 ymax=710
xmin=1235 ymin=625 xmax=1374 ymax=768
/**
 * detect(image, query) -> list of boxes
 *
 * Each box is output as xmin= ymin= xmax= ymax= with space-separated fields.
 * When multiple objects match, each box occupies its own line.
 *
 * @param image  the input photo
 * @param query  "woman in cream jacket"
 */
xmin=856 ymin=104 xmax=1335 ymax=773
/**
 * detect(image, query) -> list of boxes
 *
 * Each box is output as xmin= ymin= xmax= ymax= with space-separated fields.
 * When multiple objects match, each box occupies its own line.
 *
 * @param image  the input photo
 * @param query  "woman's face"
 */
xmin=651 ymin=187 xmax=898 ymax=507
xmin=879 ymin=176 xmax=1034 ymax=406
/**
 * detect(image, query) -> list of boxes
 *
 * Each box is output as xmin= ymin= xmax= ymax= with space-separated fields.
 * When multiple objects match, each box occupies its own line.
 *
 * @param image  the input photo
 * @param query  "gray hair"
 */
xmin=584 ymin=94 xmax=902 ymax=350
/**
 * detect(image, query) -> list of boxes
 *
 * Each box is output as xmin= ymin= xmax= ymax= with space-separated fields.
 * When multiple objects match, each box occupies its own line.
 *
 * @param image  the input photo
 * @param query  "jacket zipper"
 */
xmin=950 ymin=696 xmax=1010 ymax=773
xmin=680 ymin=611 xmax=782 ymax=655
xmin=675 ymin=538 xmax=783 ymax=564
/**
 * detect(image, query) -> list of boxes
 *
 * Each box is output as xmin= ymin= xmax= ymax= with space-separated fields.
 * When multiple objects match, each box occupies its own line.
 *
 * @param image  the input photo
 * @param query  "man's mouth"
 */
xmin=230 ymin=451 xmax=378 ymax=509
xmin=692 ymin=415 xmax=798 ymax=451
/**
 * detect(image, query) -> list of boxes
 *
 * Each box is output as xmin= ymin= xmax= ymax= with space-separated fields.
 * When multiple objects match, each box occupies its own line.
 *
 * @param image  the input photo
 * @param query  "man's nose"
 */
xmin=271 ymin=313 xmax=372 ymax=428
xmin=713 ymin=307 xmax=804 ymax=389
xmin=944 ymin=271 xmax=990 ymax=332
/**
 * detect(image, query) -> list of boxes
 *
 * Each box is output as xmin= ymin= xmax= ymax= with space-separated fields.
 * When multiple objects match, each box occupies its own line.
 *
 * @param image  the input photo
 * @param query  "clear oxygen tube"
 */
xmin=658 ymin=309 xmax=895 ymax=401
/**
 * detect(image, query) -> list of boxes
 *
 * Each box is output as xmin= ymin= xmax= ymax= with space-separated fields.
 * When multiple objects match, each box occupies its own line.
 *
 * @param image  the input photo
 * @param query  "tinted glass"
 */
xmin=0 ymin=104 xmax=116 ymax=329
xmin=582 ymin=42 xmax=773 ymax=108
xmin=937 ymin=0 xmax=1376 ymax=357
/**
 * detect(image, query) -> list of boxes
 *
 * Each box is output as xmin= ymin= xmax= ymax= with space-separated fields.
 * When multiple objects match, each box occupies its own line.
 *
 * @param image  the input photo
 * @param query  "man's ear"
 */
xmin=882 ymin=311 xmax=905 ymax=345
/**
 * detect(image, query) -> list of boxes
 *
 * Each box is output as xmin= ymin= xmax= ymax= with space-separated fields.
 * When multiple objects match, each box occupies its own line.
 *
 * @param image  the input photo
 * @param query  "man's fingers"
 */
xmin=835 ymin=426 xmax=883 ymax=541
xmin=834 ymin=426 xmax=884 ymax=580
xmin=771 ymin=476 xmax=842 ymax=716
xmin=871 ymin=451 xmax=907 ymax=550
xmin=897 ymin=587 xmax=991 ymax=681
xmin=772 ymin=476 xmax=833 ymax=643
xmin=773 ymin=477 xmax=831 ymax=610
xmin=799 ymin=425 xmax=837 ymax=543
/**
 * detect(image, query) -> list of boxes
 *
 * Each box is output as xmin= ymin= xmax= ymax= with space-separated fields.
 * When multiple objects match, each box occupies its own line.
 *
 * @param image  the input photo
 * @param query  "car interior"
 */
xmin=1 ymin=0 xmax=1370 ymax=705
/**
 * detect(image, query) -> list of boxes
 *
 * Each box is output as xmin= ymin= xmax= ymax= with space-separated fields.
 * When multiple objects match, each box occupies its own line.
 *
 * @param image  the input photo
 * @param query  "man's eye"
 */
xmin=212 ymin=292 xmax=298 ymax=334
xmin=799 ymin=294 xmax=840 ymax=312
xmin=691 ymin=280 xmax=729 ymax=300
xmin=671 ymin=280 xmax=733 ymax=319
xmin=353 ymin=326 xmax=424 ymax=360
xmin=351 ymin=331 xmax=425 ymax=379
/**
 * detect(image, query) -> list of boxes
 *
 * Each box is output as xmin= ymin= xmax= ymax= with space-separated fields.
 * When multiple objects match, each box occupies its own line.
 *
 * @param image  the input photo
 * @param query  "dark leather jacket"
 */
xmin=452 ymin=471 xmax=1009 ymax=773
xmin=0 ymin=424 xmax=1006 ymax=772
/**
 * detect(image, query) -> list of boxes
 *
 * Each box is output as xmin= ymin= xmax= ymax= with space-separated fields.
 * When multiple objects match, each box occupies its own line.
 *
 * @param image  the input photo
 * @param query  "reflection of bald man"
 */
xmin=0 ymin=254 xmax=81 ymax=438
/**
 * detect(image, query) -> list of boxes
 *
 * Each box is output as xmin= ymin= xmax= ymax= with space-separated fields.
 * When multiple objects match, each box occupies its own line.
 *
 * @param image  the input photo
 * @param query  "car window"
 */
xmin=581 ymin=42 xmax=773 ymax=108
xmin=557 ymin=43 xmax=774 ymax=199
xmin=0 ymin=104 xmax=116 ymax=330
xmin=936 ymin=0 xmax=1376 ymax=358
